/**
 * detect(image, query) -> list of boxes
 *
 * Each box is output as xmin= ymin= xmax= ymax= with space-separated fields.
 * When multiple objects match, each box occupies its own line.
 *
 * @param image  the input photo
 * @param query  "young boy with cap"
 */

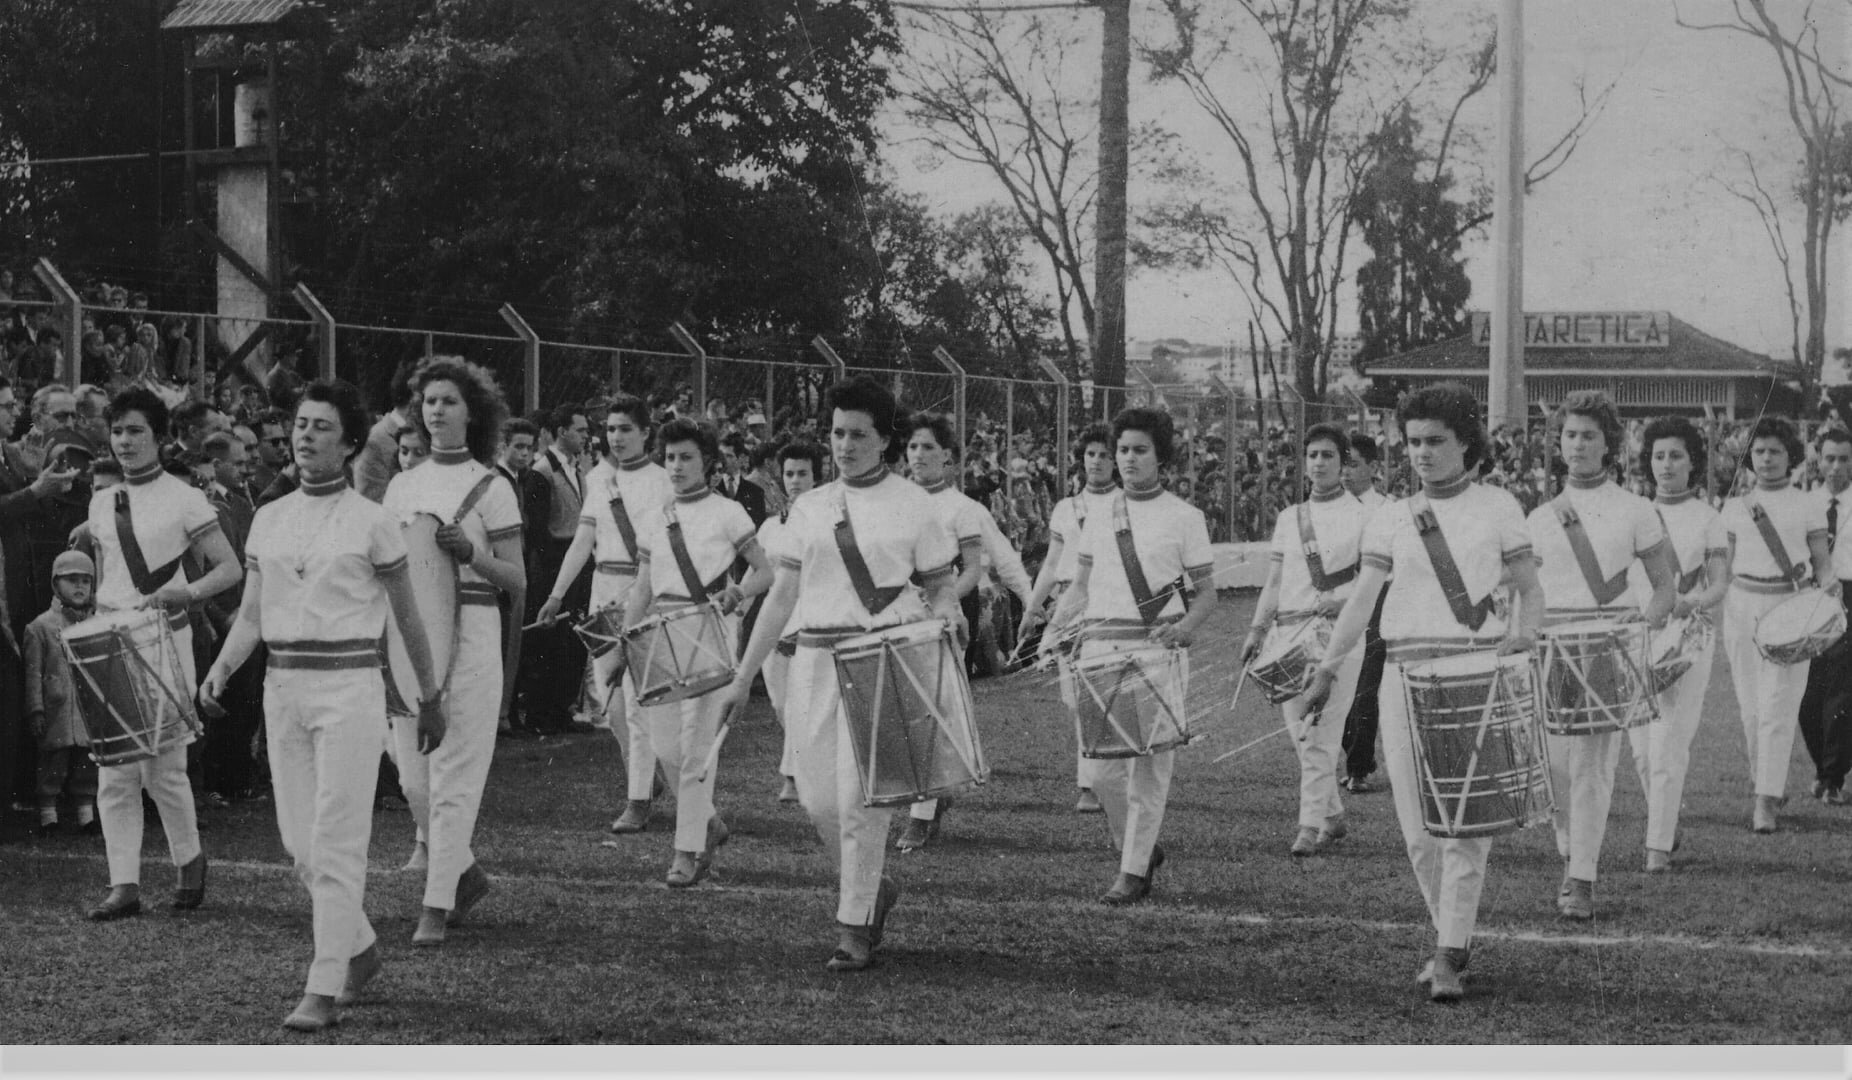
xmin=23 ymin=550 xmax=100 ymax=835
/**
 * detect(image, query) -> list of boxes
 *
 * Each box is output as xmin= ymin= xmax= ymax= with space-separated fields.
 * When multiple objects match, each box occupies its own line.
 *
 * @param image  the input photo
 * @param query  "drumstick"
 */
xmin=1227 ymin=663 xmax=1251 ymax=712
xmin=1212 ymin=724 xmax=1289 ymax=764
xmin=521 ymin=611 xmax=578 ymax=632
xmin=695 ymin=717 xmax=733 ymax=785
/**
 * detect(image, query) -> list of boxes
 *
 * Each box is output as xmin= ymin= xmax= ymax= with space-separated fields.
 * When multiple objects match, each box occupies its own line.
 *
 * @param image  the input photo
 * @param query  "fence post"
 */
xmin=811 ymin=336 xmax=848 ymax=381
xmin=1036 ymin=357 xmax=1070 ymax=487
xmin=292 ymin=283 xmax=337 ymax=382
xmin=931 ymin=346 xmax=967 ymax=451
xmin=194 ymin=315 xmax=208 ymax=400
xmin=32 ymin=258 xmax=81 ymax=388
xmin=1209 ymin=374 xmax=1238 ymax=542
xmin=609 ymin=348 xmax=623 ymax=393
xmin=1003 ymin=380 xmax=1015 ymax=480
xmin=499 ymin=304 xmax=540 ymax=415
xmin=669 ymin=323 xmax=707 ymax=414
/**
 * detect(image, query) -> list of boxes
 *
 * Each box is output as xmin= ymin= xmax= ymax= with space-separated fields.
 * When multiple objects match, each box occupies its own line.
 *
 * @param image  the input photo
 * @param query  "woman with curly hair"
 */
xmin=382 ymin=356 xmax=526 ymax=946
xmin=1526 ymin=390 xmax=1675 ymax=920
xmin=1721 ymin=415 xmax=1836 ymax=835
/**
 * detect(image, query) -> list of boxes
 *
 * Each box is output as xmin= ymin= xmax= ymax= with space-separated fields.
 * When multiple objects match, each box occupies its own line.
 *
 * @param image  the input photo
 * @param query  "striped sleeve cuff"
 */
xmin=187 ymin=520 xmax=224 ymax=543
xmin=1361 ymin=553 xmax=1392 ymax=572
xmin=1503 ymin=544 xmax=1534 ymax=564
xmin=374 ymin=554 xmax=408 ymax=574
xmin=917 ymin=562 xmax=956 ymax=582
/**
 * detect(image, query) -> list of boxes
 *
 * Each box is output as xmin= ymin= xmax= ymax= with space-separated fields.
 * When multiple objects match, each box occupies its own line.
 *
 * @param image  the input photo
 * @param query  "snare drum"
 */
xmin=1062 ymin=645 xmax=1190 ymax=758
xmin=1247 ymin=616 xmax=1328 ymax=704
xmin=1648 ymin=614 xmax=1714 ymax=696
xmin=1401 ymin=650 xmax=1550 ymax=838
xmin=1538 ymin=619 xmax=1656 ymax=735
xmin=574 ymin=605 xmax=627 ymax=660
xmin=623 ymin=603 xmax=736 ymax=706
xmin=61 ymin=608 xmax=201 ymax=767
xmin=833 ymin=620 xmax=987 ymax=807
xmin=1754 ymin=589 xmax=1847 ymax=665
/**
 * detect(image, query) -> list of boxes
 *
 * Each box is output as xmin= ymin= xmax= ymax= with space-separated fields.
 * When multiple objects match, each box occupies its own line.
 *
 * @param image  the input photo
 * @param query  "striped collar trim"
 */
xmin=1655 ymin=488 xmax=1699 ymax=506
xmin=617 ymin=454 xmax=652 ymax=472
xmin=919 ymin=477 xmax=952 ymax=495
xmin=1757 ymin=478 xmax=1792 ymax=493
xmin=674 ymin=486 xmax=712 ymax=504
xmin=1084 ymin=482 xmax=1117 ymax=495
xmin=1421 ymin=473 xmax=1472 ymax=500
xmin=124 ymin=462 xmax=164 ymax=486
xmin=1566 ymin=472 xmax=1609 ymax=490
xmin=844 ymin=464 xmax=889 ymax=489
xmin=1125 ymin=480 xmax=1164 ymax=502
xmin=1310 ymin=485 xmax=1347 ymax=503
xmin=300 ymin=473 xmax=348 ymax=498
xmin=431 ymin=446 xmax=473 ymax=466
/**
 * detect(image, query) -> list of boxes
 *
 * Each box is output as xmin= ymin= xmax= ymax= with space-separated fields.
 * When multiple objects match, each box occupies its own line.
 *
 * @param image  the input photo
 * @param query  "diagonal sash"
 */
xmin=1655 ymin=509 xmax=1706 ymax=594
xmin=115 ymin=488 xmax=183 ymax=596
xmin=1748 ymin=497 xmax=1807 ymax=586
xmin=1551 ymin=491 xmax=1631 ymax=606
xmin=1297 ymin=501 xmax=1358 ymax=592
xmin=832 ymin=484 xmax=904 ymax=616
xmin=1112 ymin=492 xmax=1187 ymax=627
xmin=665 ymin=504 xmax=728 ymax=602
xmin=608 ymin=484 xmax=639 ymax=559
xmin=1408 ymin=494 xmax=1495 ymax=632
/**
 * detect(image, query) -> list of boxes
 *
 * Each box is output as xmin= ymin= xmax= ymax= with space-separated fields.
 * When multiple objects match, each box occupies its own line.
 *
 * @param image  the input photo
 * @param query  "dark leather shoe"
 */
xmin=1100 ymin=871 xmax=1151 ymax=906
xmin=88 ymin=886 xmax=142 ymax=921
xmin=171 ymin=854 xmax=207 ymax=911
xmin=446 ymin=863 xmax=491 ymax=926
xmin=869 ymin=875 xmax=902 ymax=951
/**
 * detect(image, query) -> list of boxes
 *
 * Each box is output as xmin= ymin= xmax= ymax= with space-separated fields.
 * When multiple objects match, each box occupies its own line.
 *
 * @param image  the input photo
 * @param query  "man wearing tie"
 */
xmin=529 ymin=405 xmax=590 ymax=734
xmin=1799 ymin=428 xmax=1852 ymax=804
xmin=717 ymin=434 xmax=766 ymax=528
xmin=495 ymin=419 xmax=546 ymax=739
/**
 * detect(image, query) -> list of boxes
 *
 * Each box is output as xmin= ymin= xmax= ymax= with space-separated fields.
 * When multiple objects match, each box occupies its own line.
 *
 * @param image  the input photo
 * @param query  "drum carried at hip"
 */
xmin=1647 ymin=612 xmax=1714 ymax=695
xmin=1061 ymin=639 xmax=1190 ymax=759
xmin=1754 ymin=589 xmax=1846 ymax=666
xmin=1538 ymin=618 xmax=1657 ymax=736
xmin=62 ymin=608 xmax=201 ymax=767
xmin=834 ymin=619 xmax=987 ymax=808
xmin=624 ymin=602 xmax=737 ymax=706
xmin=1245 ymin=614 xmax=1329 ymax=704
xmin=1401 ymin=649 xmax=1551 ymax=838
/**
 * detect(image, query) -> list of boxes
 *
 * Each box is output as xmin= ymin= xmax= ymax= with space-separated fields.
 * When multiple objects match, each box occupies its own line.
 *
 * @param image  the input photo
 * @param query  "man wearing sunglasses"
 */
xmin=14 ymin=385 xmax=78 ymax=476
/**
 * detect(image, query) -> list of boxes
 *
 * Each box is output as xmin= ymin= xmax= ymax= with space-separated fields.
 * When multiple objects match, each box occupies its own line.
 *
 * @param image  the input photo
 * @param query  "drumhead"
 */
xmin=1543 ymin=618 xmax=1630 ymax=642
xmin=1255 ymin=617 xmax=1326 ymax=664
xmin=837 ymin=619 xmax=947 ymax=654
xmin=1755 ymin=590 xmax=1844 ymax=649
xmin=1401 ymin=649 xmax=1522 ymax=680
xmin=385 ymin=513 xmax=459 ymax=712
xmin=61 ymin=607 xmax=163 ymax=645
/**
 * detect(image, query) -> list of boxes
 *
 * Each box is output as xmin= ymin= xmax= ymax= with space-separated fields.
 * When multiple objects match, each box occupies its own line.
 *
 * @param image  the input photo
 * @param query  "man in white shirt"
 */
xmin=1799 ymin=428 xmax=1852 ymax=803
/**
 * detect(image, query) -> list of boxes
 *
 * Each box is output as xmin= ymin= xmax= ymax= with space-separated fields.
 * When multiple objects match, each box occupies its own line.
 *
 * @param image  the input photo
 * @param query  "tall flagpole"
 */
xmin=1489 ymin=0 xmax=1526 ymax=434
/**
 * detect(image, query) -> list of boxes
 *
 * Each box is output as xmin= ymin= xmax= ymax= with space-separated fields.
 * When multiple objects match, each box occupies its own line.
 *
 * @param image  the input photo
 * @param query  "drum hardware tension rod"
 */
xmin=1211 ymin=724 xmax=1290 ymax=764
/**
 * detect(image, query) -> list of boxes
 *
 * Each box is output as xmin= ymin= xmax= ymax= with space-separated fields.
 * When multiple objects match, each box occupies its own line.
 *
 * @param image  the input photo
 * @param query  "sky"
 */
xmin=880 ymin=0 xmax=1848 ymax=364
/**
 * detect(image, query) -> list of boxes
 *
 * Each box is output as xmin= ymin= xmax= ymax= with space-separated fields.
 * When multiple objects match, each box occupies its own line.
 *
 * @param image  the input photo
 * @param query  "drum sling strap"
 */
xmin=1550 ymin=491 xmax=1631 ymax=606
xmin=1408 ymin=494 xmax=1495 ymax=632
xmin=608 ymin=485 xmax=640 ymax=562
xmin=1296 ymin=502 xmax=1358 ymax=592
xmin=1749 ymin=497 xmax=1809 ymax=587
xmin=115 ymin=488 xmax=184 ymax=596
xmin=664 ymin=504 xmax=729 ymax=602
xmin=1113 ymin=492 xmax=1188 ymax=627
xmin=1654 ymin=509 xmax=1706 ymax=594
xmin=832 ymin=486 xmax=905 ymax=617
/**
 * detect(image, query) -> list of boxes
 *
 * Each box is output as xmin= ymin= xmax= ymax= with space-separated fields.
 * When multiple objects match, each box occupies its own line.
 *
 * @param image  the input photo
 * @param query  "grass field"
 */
xmin=5 ymin=591 xmax=1852 ymax=1045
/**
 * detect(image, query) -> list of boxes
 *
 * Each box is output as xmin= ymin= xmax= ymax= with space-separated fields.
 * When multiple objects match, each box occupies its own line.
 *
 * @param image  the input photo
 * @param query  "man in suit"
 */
xmin=527 ymin=405 xmax=591 ymax=733
xmin=716 ymin=434 xmax=766 ymax=528
xmin=496 ymin=419 xmax=547 ymax=740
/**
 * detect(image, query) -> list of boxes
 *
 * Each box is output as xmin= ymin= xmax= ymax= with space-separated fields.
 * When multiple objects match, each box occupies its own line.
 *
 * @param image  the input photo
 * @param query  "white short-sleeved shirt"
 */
xmin=88 ymin=467 xmax=223 ymax=612
xmin=1629 ymin=491 xmax=1727 ymax=602
xmin=246 ymin=482 xmax=407 ymax=644
xmin=579 ymin=457 xmax=673 ymax=569
xmin=636 ymin=490 xmax=756 ymax=601
xmin=1048 ymin=486 xmax=1119 ymax=584
xmin=1356 ymin=487 xmax=1390 ymax=513
xmin=1074 ymin=488 xmax=1214 ymax=623
xmin=924 ymin=483 xmax=985 ymax=554
xmin=1722 ymin=482 xmax=1826 ymax=580
xmin=1526 ymin=479 xmax=1665 ymax=611
xmin=1269 ymin=489 xmax=1368 ymax=612
xmin=778 ymin=471 xmax=957 ymax=631
xmin=1361 ymin=479 xmax=1533 ymax=649
xmin=382 ymin=452 xmax=523 ymax=605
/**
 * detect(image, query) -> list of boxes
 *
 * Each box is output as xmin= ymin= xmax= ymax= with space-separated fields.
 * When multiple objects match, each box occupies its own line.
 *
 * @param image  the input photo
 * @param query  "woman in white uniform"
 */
xmin=1629 ymin=416 xmax=1730 ymax=872
xmin=1050 ymin=407 xmax=1219 ymax=905
xmin=714 ymin=376 xmax=963 ymax=972
xmin=201 ymin=379 xmax=447 ymax=1032
xmin=1720 ymin=415 xmax=1835 ymax=834
xmin=1306 ymin=382 xmax=1543 ymax=1003
xmin=84 ymin=386 xmax=242 ymax=921
xmin=625 ymin=418 xmax=767 ymax=887
xmin=382 ymin=357 xmax=525 ymax=946
xmin=740 ymin=439 xmax=826 ymax=803
xmin=1018 ymin=423 xmax=1118 ymax=813
xmin=1242 ymin=423 xmax=1368 ymax=857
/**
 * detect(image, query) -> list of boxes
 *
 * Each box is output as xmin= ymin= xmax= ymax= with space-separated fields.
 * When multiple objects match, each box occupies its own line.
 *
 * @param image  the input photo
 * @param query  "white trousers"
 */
xmin=789 ymin=644 xmax=893 ymax=925
xmin=591 ymin=570 xmax=656 ymax=801
xmin=1382 ymin=661 xmax=1491 ymax=951
xmin=645 ymin=690 xmax=723 ymax=853
xmin=1724 ymin=588 xmax=1809 ymax=798
xmin=1059 ymin=670 xmax=1100 ymax=791
xmin=1079 ymin=638 xmax=1182 ymax=877
xmin=393 ymin=607 xmax=501 ymax=910
xmin=1546 ymin=728 xmax=1622 ymax=882
xmin=1629 ymin=632 xmax=1715 ymax=853
xmin=98 ymin=623 xmax=200 ymax=887
xmin=1285 ymin=639 xmax=1362 ymax=829
xmin=266 ymin=666 xmax=383 ymax=997
xmin=765 ymin=649 xmax=798 ymax=777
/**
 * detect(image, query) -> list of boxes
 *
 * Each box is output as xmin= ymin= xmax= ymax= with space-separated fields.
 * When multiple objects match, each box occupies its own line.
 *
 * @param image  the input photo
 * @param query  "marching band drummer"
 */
xmin=1720 ymin=415 xmax=1836 ymax=835
xmin=200 ymin=379 xmax=448 ymax=1033
xmin=1017 ymin=423 xmax=1119 ymax=814
xmin=1305 ymin=382 xmax=1543 ymax=1003
xmin=1629 ymin=416 xmax=1730 ymax=873
xmin=1527 ymin=391 xmax=1675 ymax=922
xmin=624 ymin=418 xmax=768 ymax=887
xmin=1241 ymin=423 xmax=1368 ymax=858
xmin=535 ymin=395 xmax=672 ymax=835
xmin=713 ymin=376 xmax=963 ymax=972
xmin=1049 ymin=406 xmax=1219 ymax=906
xmin=83 ymin=386 xmax=242 ymax=921
xmin=382 ymin=357 xmax=525 ymax=946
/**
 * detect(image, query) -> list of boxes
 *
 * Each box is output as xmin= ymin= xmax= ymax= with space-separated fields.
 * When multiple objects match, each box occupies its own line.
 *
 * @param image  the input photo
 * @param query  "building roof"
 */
xmin=1363 ymin=313 xmax=1797 ymax=379
xmin=161 ymin=0 xmax=302 ymax=33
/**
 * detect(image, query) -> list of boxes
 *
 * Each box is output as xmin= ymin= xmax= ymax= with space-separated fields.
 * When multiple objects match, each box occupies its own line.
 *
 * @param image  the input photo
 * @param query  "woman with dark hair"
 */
xmin=535 ymin=392 xmax=671 ymax=834
xmin=83 ymin=386 xmax=243 ymax=922
xmin=1243 ymin=421 xmax=1369 ymax=856
xmin=739 ymin=439 xmax=826 ymax=802
xmin=713 ymin=375 xmax=963 ymax=971
xmin=1049 ymin=406 xmax=1219 ymax=906
xmin=1018 ymin=422 xmax=1118 ymax=813
xmin=381 ymin=356 xmax=525 ymax=946
xmin=1305 ymin=381 xmax=1543 ymax=1002
xmin=1722 ymin=414 xmax=1835 ymax=834
xmin=1629 ymin=415 xmax=1730 ymax=871
xmin=201 ymin=379 xmax=447 ymax=1032
xmin=1526 ymin=390 xmax=1675 ymax=920
xmin=624 ymin=418 xmax=767 ymax=886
